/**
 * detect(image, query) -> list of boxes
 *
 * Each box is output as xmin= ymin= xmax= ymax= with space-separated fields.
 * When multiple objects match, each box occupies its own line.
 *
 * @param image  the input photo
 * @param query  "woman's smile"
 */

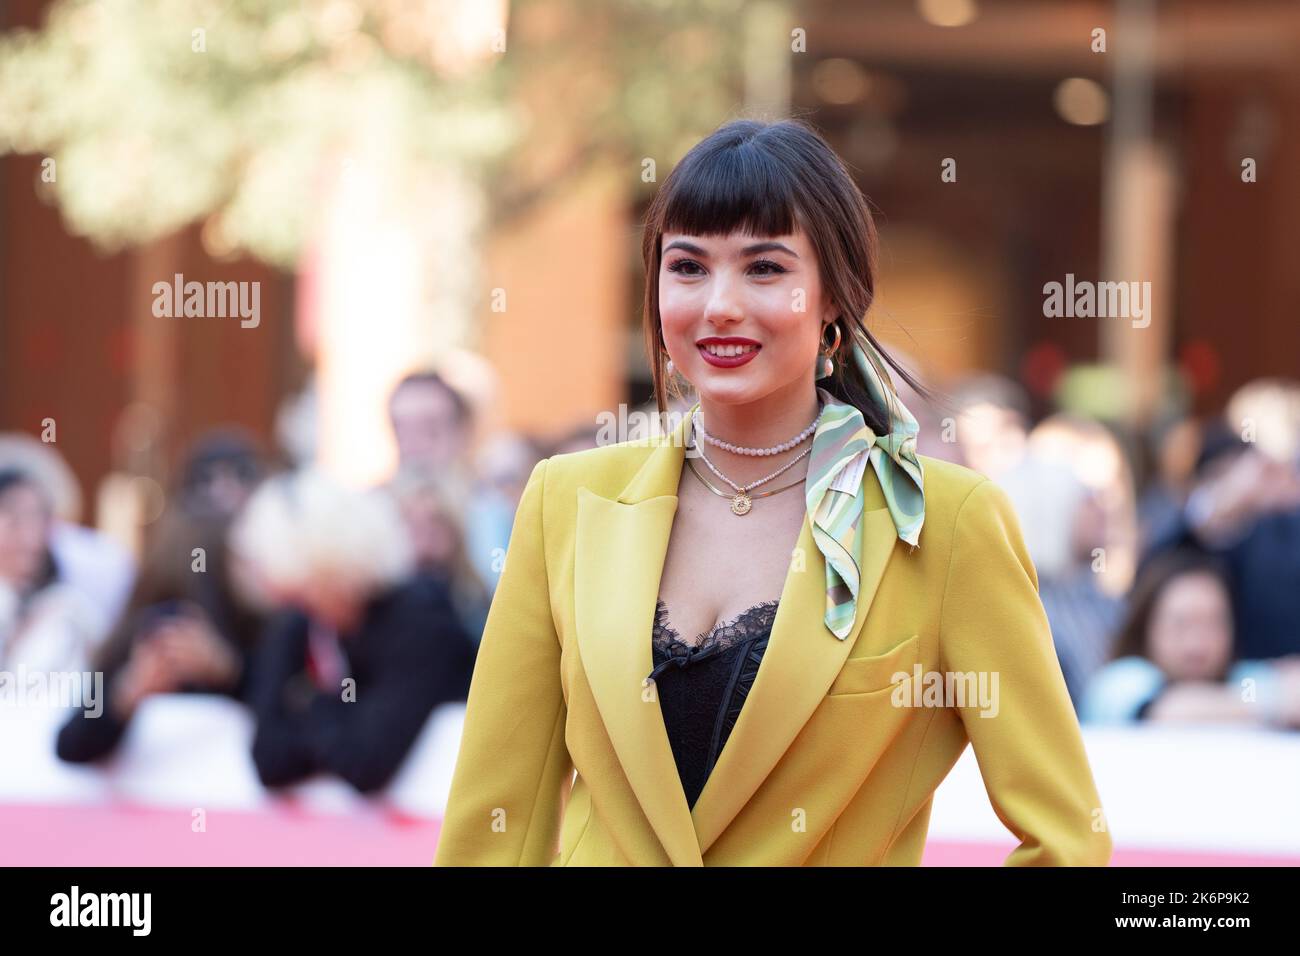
xmin=697 ymin=335 xmax=762 ymax=368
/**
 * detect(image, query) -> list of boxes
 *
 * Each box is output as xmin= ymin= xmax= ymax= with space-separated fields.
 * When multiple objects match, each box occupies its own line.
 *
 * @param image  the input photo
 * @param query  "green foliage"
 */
xmin=0 ymin=0 xmax=748 ymax=268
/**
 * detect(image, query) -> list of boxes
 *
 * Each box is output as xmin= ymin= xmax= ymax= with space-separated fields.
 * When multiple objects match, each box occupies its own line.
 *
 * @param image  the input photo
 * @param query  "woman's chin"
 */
xmin=694 ymin=373 xmax=803 ymax=409
xmin=694 ymin=384 xmax=760 ymax=407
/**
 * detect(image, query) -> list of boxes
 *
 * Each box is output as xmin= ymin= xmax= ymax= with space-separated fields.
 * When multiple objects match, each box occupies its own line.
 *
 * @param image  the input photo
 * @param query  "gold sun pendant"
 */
xmin=731 ymin=492 xmax=752 ymax=516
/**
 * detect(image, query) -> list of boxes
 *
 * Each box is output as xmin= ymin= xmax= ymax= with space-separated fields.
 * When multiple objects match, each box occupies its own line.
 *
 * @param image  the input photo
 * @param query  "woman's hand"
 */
xmin=1146 ymin=676 xmax=1300 ymax=727
xmin=149 ymin=612 xmax=242 ymax=689
xmin=1192 ymin=451 xmax=1300 ymax=543
xmin=111 ymin=642 xmax=178 ymax=719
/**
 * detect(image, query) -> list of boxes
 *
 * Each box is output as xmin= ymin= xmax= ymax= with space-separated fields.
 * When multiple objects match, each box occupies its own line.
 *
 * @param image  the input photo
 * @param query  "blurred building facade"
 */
xmin=3 ymin=0 xmax=1299 ymax=525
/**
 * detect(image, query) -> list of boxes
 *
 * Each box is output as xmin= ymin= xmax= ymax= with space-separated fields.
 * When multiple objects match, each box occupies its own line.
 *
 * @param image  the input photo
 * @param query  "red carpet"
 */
xmin=3 ymin=803 xmax=1296 ymax=866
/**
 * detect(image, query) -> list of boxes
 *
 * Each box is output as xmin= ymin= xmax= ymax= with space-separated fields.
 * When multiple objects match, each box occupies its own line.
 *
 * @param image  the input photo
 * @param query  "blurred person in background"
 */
xmin=1026 ymin=413 xmax=1139 ymax=594
xmin=1136 ymin=413 xmax=1202 ymax=548
xmin=233 ymin=468 xmax=477 ymax=794
xmin=948 ymin=373 xmax=1032 ymax=478
xmin=386 ymin=368 xmax=529 ymax=598
xmin=0 ymin=433 xmax=134 ymax=627
xmin=949 ymin=377 xmax=1128 ymax=707
xmin=462 ymin=432 xmax=543 ymax=600
xmin=1141 ymin=379 xmax=1300 ymax=662
xmin=1021 ymin=414 xmax=1135 ymax=710
xmin=1080 ymin=548 xmax=1300 ymax=728
xmin=0 ymin=468 xmax=106 ymax=673
xmin=388 ymin=369 xmax=475 ymax=481
xmin=55 ymin=432 xmax=268 ymax=763
xmin=177 ymin=427 xmax=265 ymax=519
xmin=389 ymin=466 xmax=492 ymax=645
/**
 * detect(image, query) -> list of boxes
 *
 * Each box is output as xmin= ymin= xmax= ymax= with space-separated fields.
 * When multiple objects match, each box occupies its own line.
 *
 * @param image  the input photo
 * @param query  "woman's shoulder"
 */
xmin=916 ymin=454 xmax=985 ymax=497
xmin=914 ymin=455 xmax=1003 ymax=528
xmin=908 ymin=456 xmax=1048 ymax=569
xmin=536 ymin=436 xmax=665 ymax=497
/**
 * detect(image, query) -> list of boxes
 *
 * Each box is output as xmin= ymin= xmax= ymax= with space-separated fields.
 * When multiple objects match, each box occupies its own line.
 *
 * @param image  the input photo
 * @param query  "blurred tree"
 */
xmin=0 ymin=0 xmax=747 ymax=268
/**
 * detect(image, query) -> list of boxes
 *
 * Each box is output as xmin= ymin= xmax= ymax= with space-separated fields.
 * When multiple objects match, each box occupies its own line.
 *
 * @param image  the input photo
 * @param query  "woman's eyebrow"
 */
xmin=662 ymin=239 xmax=799 ymax=258
xmin=741 ymin=241 xmax=798 ymax=257
xmin=663 ymin=239 xmax=708 ymax=257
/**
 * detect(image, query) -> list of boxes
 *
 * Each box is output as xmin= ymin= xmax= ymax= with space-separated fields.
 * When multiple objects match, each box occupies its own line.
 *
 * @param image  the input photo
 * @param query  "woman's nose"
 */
xmin=702 ymin=270 xmax=744 ymax=323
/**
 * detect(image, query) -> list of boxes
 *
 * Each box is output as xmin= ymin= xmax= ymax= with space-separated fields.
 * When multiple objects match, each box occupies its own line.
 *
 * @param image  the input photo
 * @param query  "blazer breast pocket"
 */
xmin=826 ymin=633 xmax=920 ymax=697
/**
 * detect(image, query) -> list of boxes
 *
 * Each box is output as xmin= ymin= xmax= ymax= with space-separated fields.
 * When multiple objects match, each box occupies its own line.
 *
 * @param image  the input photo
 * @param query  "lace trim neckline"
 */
xmin=652 ymin=598 xmax=780 ymax=655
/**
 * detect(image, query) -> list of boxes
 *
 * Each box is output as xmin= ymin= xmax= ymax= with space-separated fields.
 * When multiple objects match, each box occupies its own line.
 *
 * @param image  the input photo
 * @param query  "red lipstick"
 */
xmin=696 ymin=336 xmax=761 ymax=369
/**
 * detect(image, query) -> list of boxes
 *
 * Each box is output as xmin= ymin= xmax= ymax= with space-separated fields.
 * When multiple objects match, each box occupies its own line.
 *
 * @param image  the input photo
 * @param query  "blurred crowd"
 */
xmin=904 ymin=372 xmax=1300 ymax=730
xmin=2 ymin=368 xmax=1298 ymax=804
xmin=0 ymin=370 xmax=553 ymax=795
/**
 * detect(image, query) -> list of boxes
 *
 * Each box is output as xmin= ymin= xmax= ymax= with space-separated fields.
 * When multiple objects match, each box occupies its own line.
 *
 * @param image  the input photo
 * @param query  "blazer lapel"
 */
xmin=574 ymin=406 xmax=901 ymax=865
xmin=690 ymin=500 xmax=898 ymax=856
xmin=575 ymin=412 xmax=701 ymax=865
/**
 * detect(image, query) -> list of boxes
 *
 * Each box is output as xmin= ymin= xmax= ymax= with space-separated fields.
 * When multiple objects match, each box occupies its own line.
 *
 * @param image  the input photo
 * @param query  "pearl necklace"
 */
xmin=692 ymin=402 xmax=825 ymax=456
xmin=685 ymin=456 xmax=806 ymax=515
xmin=686 ymin=402 xmax=825 ymax=515
xmin=691 ymin=440 xmax=813 ymax=515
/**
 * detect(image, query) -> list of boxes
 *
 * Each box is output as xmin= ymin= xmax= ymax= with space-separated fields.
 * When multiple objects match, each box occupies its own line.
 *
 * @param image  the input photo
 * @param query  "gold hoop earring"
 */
xmin=817 ymin=321 xmax=842 ymax=380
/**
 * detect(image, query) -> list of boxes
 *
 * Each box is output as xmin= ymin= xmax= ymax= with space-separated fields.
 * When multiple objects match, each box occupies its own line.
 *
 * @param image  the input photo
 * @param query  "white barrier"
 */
xmin=0 ymin=695 xmax=464 ymax=818
xmin=930 ymin=723 xmax=1300 ymax=854
xmin=4 ymin=696 xmax=1297 ymax=855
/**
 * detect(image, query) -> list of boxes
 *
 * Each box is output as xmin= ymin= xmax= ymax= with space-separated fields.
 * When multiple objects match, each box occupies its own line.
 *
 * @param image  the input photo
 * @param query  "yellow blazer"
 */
xmin=434 ymin=412 xmax=1113 ymax=866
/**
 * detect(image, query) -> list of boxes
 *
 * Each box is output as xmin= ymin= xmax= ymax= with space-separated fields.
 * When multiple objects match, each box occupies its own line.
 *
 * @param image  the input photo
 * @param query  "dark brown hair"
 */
xmin=88 ymin=506 xmax=262 ymax=676
xmin=0 ymin=467 xmax=58 ymax=593
xmin=1109 ymin=547 xmax=1233 ymax=664
xmin=640 ymin=117 xmax=933 ymax=436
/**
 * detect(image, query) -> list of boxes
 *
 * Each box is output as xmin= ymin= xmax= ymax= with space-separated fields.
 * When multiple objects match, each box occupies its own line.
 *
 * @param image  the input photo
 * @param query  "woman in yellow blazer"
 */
xmin=435 ymin=118 xmax=1112 ymax=867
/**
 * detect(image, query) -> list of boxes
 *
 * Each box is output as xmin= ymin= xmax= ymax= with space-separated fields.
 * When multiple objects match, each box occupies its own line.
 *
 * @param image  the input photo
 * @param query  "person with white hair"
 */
xmin=230 ymin=468 xmax=477 ymax=794
xmin=0 ymin=467 xmax=105 ymax=674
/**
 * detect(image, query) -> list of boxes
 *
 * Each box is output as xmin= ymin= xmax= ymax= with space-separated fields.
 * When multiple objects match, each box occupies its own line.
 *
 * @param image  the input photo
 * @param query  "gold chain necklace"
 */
xmin=685 ymin=456 xmax=805 ymax=515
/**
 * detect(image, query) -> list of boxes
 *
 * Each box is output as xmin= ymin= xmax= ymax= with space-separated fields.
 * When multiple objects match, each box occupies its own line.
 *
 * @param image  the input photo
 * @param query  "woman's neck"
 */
xmin=691 ymin=382 xmax=823 ymax=486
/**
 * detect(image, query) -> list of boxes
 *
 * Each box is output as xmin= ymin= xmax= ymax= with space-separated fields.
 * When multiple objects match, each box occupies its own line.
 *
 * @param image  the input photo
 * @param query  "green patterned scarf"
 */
xmin=806 ymin=341 xmax=926 ymax=640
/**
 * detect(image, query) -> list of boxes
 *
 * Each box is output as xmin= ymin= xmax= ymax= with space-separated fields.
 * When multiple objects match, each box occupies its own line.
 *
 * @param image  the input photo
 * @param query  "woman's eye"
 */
xmin=666 ymin=259 xmax=704 ymax=276
xmin=749 ymin=259 xmax=787 ymax=276
xmin=666 ymin=258 xmax=786 ymax=277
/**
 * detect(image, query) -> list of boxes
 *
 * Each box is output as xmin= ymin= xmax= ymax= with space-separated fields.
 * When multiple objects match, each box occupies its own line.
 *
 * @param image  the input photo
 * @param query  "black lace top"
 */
xmin=647 ymin=598 xmax=780 ymax=810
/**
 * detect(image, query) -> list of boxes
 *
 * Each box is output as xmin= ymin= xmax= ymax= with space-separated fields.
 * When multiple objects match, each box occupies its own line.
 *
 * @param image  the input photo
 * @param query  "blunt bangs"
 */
xmin=658 ymin=133 xmax=804 ymax=241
